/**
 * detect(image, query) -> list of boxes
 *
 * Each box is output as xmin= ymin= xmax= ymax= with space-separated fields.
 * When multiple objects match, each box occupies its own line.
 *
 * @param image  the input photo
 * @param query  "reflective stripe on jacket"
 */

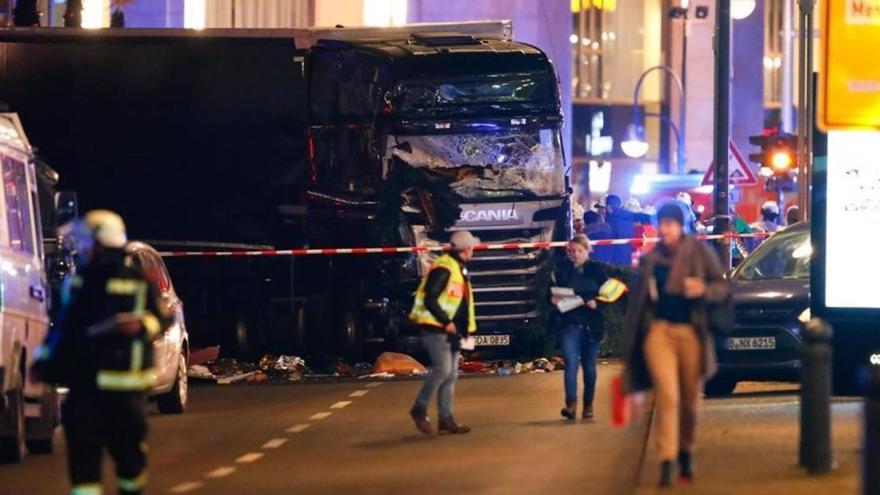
xmin=409 ymin=254 xmax=477 ymax=333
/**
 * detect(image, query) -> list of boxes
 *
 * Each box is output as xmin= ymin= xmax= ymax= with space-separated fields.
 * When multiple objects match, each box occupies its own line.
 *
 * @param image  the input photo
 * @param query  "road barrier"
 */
xmin=799 ymin=317 xmax=834 ymax=475
xmin=157 ymin=232 xmax=770 ymax=257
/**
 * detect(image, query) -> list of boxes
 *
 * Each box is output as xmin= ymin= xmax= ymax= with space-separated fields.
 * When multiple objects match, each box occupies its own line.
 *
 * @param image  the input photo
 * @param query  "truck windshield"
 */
xmin=388 ymin=128 xmax=566 ymax=199
xmin=733 ymin=227 xmax=811 ymax=281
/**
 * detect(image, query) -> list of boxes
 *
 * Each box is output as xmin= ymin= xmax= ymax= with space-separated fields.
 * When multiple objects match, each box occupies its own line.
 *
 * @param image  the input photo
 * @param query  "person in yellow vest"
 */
xmin=409 ymin=230 xmax=479 ymax=435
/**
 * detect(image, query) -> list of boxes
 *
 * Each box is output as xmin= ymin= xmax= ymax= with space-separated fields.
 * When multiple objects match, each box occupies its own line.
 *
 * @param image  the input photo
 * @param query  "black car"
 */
xmin=705 ymin=222 xmax=811 ymax=396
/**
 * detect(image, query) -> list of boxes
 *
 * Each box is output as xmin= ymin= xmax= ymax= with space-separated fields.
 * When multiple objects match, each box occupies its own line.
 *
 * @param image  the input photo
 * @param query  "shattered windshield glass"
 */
xmin=388 ymin=129 xmax=566 ymax=199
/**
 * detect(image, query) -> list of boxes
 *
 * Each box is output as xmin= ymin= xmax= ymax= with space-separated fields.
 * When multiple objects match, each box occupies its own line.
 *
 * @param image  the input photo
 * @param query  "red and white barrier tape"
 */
xmin=158 ymin=232 xmax=770 ymax=258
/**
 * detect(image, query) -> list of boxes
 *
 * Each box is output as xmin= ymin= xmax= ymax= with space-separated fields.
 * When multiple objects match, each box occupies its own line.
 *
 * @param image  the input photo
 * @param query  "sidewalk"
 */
xmin=635 ymin=382 xmax=862 ymax=495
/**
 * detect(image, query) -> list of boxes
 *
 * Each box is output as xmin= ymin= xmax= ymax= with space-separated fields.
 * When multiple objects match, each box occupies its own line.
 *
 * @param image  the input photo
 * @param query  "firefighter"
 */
xmin=408 ymin=230 xmax=478 ymax=436
xmin=33 ymin=210 xmax=169 ymax=495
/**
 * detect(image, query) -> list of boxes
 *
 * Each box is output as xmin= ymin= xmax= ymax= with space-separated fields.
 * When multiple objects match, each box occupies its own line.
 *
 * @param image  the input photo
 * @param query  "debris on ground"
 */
xmin=372 ymin=352 xmax=427 ymax=376
xmin=189 ymin=346 xmax=221 ymax=366
xmin=336 ymin=359 xmax=357 ymax=377
xmin=187 ymin=351 xmax=566 ymax=384
xmin=186 ymin=364 xmax=215 ymax=380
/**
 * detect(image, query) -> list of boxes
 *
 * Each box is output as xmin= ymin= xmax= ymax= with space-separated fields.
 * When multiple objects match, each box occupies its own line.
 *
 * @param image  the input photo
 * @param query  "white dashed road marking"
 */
xmin=349 ymin=390 xmax=369 ymax=397
xmin=236 ymin=452 xmax=265 ymax=464
xmin=331 ymin=401 xmax=352 ymax=409
xmin=309 ymin=412 xmax=332 ymax=420
xmin=205 ymin=466 xmax=237 ymax=479
xmin=262 ymin=438 xmax=288 ymax=449
xmin=169 ymin=481 xmax=205 ymax=493
xmin=365 ymin=382 xmax=384 ymax=388
xmin=287 ymin=424 xmax=311 ymax=433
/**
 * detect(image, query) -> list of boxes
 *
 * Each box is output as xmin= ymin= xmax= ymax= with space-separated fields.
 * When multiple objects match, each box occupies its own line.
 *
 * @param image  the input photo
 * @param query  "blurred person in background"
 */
xmin=751 ymin=201 xmax=782 ymax=235
xmin=785 ymin=205 xmax=801 ymax=226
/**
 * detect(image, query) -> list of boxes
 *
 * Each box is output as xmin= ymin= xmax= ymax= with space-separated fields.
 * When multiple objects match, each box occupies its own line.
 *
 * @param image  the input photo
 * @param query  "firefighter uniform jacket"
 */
xmin=48 ymin=247 xmax=169 ymax=392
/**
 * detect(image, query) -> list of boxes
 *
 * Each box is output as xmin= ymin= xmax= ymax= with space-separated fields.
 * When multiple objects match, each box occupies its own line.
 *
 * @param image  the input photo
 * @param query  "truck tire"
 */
xmin=337 ymin=297 xmax=363 ymax=360
xmin=26 ymin=385 xmax=58 ymax=455
xmin=704 ymin=376 xmax=738 ymax=397
xmin=157 ymin=353 xmax=188 ymax=414
xmin=0 ymin=387 xmax=26 ymax=463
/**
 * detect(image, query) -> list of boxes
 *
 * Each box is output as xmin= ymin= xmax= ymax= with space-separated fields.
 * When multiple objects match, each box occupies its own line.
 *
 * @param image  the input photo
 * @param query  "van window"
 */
xmin=2 ymin=157 xmax=34 ymax=255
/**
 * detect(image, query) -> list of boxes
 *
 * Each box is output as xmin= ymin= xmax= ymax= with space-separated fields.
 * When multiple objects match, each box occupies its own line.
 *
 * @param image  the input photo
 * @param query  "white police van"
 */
xmin=0 ymin=113 xmax=58 ymax=463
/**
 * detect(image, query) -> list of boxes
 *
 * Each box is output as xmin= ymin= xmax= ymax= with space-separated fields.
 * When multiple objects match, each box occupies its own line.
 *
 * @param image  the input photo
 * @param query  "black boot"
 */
xmin=659 ymin=460 xmax=674 ymax=488
xmin=560 ymin=400 xmax=576 ymax=420
xmin=582 ymin=401 xmax=594 ymax=420
xmin=678 ymin=451 xmax=694 ymax=483
xmin=409 ymin=405 xmax=433 ymax=435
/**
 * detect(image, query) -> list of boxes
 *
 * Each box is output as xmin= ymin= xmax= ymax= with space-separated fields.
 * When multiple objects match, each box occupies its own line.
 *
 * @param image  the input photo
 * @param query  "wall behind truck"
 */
xmin=0 ymin=32 xmax=312 ymax=354
xmin=0 ymin=33 xmax=308 ymax=245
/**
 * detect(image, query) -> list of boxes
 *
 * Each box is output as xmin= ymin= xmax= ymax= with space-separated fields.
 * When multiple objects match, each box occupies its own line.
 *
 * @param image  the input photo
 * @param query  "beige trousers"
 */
xmin=643 ymin=320 xmax=703 ymax=461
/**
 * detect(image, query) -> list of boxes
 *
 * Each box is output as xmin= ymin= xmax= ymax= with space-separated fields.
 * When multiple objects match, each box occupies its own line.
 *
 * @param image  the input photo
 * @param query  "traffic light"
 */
xmin=748 ymin=132 xmax=797 ymax=178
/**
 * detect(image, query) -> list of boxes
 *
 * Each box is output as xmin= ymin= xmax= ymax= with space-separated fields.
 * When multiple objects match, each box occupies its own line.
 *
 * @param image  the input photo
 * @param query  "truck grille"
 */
xmin=466 ymin=227 xmax=548 ymax=330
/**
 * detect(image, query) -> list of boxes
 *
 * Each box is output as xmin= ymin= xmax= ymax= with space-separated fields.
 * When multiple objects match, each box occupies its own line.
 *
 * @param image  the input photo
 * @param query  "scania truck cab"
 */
xmin=297 ymin=22 xmax=570 ymax=355
xmin=0 ymin=113 xmax=58 ymax=463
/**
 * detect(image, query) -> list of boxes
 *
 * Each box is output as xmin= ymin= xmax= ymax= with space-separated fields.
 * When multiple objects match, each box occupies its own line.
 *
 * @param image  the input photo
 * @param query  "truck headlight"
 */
xmin=798 ymin=308 xmax=811 ymax=324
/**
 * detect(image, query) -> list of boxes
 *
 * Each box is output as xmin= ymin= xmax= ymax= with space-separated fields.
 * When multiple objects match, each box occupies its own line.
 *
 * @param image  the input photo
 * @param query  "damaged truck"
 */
xmin=0 ymin=21 xmax=570 ymax=359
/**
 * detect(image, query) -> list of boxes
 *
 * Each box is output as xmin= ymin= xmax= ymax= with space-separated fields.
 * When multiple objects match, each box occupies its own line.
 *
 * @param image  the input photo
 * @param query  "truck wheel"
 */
xmin=0 ymin=387 xmax=26 ymax=463
xmin=26 ymin=386 xmax=58 ymax=454
xmin=704 ymin=376 xmax=738 ymax=397
xmin=157 ymin=353 xmax=188 ymax=414
xmin=337 ymin=299 xmax=363 ymax=360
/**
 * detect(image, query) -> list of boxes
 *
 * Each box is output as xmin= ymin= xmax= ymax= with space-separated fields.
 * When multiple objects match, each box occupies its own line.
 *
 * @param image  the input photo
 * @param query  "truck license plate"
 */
xmin=474 ymin=334 xmax=511 ymax=346
xmin=726 ymin=337 xmax=776 ymax=351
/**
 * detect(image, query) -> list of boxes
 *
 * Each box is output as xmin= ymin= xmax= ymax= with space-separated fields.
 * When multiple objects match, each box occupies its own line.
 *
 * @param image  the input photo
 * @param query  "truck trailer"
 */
xmin=0 ymin=22 xmax=571 ymax=360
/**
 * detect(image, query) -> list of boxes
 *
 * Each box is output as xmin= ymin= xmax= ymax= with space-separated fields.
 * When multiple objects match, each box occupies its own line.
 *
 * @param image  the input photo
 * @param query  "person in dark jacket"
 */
xmin=621 ymin=204 xmax=730 ymax=488
xmin=550 ymin=234 xmax=609 ymax=420
xmin=604 ymin=194 xmax=636 ymax=265
xmin=408 ymin=231 xmax=478 ymax=436
xmin=33 ymin=210 xmax=171 ymax=495
xmin=583 ymin=210 xmax=615 ymax=263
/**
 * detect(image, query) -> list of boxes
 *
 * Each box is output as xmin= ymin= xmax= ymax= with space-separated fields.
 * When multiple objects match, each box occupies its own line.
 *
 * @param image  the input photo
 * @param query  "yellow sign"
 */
xmin=820 ymin=0 xmax=880 ymax=130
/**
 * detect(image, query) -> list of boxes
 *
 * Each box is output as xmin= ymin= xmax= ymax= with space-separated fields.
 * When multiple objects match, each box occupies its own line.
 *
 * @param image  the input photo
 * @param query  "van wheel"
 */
xmin=26 ymin=386 xmax=58 ymax=454
xmin=157 ymin=353 xmax=188 ymax=414
xmin=704 ymin=376 xmax=738 ymax=397
xmin=0 ymin=387 xmax=26 ymax=463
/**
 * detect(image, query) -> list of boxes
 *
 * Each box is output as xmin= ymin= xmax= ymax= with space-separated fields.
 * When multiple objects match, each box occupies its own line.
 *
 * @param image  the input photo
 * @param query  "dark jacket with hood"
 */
xmin=621 ymin=236 xmax=730 ymax=392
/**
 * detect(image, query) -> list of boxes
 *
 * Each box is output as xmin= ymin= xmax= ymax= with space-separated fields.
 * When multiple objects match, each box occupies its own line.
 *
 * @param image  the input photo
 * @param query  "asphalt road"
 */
xmin=0 ymin=363 xmax=651 ymax=495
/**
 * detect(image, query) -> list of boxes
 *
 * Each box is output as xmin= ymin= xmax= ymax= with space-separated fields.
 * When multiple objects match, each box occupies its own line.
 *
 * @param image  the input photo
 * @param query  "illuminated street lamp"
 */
xmin=621 ymin=123 xmax=649 ymax=158
xmin=627 ymin=65 xmax=687 ymax=172
xmin=731 ymin=0 xmax=757 ymax=20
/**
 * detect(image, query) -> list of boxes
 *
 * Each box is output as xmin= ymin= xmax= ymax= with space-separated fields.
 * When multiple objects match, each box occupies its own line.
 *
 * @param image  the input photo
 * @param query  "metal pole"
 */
xmin=713 ymin=0 xmax=732 ymax=268
xmin=797 ymin=0 xmax=815 ymax=221
xmin=799 ymin=317 xmax=833 ymax=474
xmin=864 ymin=363 xmax=880 ymax=495
xmin=632 ymin=65 xmax=688 ymax=173
xmin=782 ymin=0 xmax=794 ymax=133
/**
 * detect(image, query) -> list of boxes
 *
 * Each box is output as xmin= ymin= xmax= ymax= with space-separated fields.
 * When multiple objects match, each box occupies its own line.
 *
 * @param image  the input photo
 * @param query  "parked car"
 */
xmin=124 ymin=242 xmax=190 ymax=413
xmin=705 ymin=222 xmax=811 ymax=396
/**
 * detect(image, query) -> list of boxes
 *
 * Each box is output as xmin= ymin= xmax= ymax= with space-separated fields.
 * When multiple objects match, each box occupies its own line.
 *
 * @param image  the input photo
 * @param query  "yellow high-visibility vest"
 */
xmin=410 ymin=254 xmax=477 ymax=334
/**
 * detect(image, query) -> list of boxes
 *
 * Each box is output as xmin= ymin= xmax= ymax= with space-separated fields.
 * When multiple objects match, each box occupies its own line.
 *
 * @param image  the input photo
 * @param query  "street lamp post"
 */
xmin=627 ymin=65 xmax=687 ymax=174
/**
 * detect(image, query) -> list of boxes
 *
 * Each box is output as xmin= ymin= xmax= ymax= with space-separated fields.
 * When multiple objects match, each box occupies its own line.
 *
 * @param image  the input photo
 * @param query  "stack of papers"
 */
xmin=551 ymin=287 xmax=585 ymax=313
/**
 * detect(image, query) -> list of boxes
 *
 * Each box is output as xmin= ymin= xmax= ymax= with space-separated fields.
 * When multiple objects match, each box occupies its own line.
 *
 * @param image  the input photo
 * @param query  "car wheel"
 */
xmin=157 ymin=353 xmax=188 ymax=414
xmin=0 ymin=387 xmax=26 ymax=463
xmin=704 ymin=376 xmax=738 ymax=397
